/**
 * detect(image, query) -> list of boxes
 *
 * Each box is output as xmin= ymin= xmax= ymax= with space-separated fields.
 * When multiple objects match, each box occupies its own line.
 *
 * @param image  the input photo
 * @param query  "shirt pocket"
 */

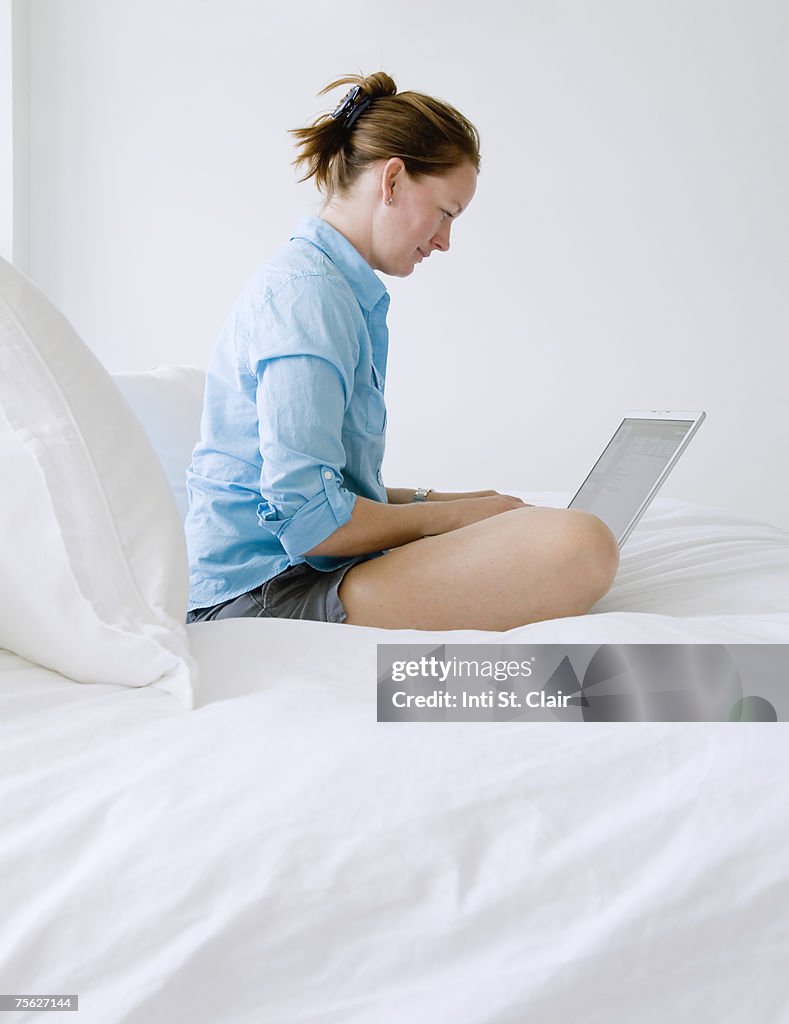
xmin=366 ymin=364 xmax=388 ymax=434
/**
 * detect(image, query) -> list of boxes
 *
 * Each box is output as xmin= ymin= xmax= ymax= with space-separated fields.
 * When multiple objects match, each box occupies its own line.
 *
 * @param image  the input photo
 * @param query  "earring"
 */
xmin=385 ymin=197 xmax=393 ymax=206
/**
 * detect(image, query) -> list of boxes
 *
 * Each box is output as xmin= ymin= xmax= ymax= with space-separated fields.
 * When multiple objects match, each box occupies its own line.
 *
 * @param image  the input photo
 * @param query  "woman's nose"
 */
xmin=431 ymin=222 xmax=451 ymax=253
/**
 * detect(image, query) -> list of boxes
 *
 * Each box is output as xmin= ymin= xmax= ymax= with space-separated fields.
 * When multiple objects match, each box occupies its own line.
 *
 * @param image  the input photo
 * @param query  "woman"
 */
xmin=185 ymin=72 xmax=619 ymax=630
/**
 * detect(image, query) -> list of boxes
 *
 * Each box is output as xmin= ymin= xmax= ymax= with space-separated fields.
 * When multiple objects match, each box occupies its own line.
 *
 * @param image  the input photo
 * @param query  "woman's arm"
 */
xmin=385 ymin=487 xmax=525 ymax=503
xmin=305 ymin=492 xmax=527 ymax=558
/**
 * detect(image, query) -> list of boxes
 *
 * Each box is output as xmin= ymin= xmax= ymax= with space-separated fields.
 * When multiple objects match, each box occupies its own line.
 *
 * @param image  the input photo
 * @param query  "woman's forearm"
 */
xmin=304 ymin=491 xmax=525 ymax=559
xmin=385 ymin=487 xmax=497 ymax=504
xmin=385 ymin=487 xmax=421 ymax=504
xmin=305 ymin=495 xmax=454 ymax=556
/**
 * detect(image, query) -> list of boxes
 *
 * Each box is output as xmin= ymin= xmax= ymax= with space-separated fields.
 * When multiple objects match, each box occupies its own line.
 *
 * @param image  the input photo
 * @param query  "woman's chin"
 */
xmin=383 ymin=264 xmax=416 ymax=279
xmin=377 ymin=253 xmax=420 ymax=278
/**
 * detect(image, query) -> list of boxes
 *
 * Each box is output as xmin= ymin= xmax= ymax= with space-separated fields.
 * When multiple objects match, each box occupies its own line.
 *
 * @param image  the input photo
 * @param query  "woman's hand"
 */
xmin=383 ymin=486 xmax=535 ymax=515
xmin=429 ymin=489 xmax=534 ymax=505
xmin=424 ymin=493 xmax=534 ymax=536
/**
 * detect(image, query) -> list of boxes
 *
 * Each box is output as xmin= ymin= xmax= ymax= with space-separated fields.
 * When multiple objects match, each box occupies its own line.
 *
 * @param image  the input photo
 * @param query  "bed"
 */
xmin=2 ymin=255 xmax=788 ymax=1023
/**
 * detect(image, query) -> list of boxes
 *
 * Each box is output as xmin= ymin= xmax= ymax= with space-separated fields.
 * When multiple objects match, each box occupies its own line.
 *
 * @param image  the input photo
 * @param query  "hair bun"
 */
xmin=357 ymin=71 xmax=398 ymax=101
xmin=319 ymin=71 xmax=397 ymax=105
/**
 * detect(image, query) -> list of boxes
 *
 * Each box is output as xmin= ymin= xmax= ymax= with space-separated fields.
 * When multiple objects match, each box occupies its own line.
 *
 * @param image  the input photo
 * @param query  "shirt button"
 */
xmin=324 ymin=471 xmax=332 ymax=480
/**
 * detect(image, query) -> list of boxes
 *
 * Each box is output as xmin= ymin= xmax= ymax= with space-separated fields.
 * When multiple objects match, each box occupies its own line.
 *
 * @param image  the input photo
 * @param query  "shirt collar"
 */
xmin=289 ymin=215 xmax=389 ymax=313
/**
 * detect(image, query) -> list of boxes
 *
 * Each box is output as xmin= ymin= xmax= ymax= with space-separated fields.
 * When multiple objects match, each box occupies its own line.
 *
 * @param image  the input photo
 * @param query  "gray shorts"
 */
xmin=186 ymin=562 xmax=357 ymax=625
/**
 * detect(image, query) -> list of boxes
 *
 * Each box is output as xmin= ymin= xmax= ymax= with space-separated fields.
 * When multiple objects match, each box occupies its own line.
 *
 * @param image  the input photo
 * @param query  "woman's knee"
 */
xmin=558 ymin=509 xmax=619 ymax=598
xmin=512 ymin=506 xmax=619 ymax=602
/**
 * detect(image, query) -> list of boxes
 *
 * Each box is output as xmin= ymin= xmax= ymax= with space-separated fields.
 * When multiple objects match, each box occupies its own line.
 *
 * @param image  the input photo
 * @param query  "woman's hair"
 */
xmin=288 ymin=71 xmax=480 ymax=199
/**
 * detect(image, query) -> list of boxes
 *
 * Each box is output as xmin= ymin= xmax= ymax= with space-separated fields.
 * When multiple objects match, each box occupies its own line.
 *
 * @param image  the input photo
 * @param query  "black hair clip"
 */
xmin=330 ymin=84 xmax=372 ymax=129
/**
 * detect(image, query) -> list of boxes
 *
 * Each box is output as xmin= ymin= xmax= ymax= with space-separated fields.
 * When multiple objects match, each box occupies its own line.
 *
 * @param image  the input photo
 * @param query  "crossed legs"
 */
xmin=338 ymin=506 xmax=620 ymax=631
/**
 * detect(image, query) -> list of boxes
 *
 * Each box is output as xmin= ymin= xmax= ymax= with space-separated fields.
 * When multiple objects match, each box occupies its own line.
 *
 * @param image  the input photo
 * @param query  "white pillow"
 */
xmin=0 ymin=257 xmax=195 ymax=708
xmin=112 ymin=366 xmax=206 ymax=521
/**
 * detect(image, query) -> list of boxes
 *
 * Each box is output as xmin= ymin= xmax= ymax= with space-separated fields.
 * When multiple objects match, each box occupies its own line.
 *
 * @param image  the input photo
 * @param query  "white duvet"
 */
xmin=1 ymin=495 xmax=788 ymax=1023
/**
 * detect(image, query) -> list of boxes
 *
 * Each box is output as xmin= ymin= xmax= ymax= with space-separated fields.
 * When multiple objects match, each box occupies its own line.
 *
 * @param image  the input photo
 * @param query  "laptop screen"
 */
xmin=568 ymin=417 xmax=696 ymax=543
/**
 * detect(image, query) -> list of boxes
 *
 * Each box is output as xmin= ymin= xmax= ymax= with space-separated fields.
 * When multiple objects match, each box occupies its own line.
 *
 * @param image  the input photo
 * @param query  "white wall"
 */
xmin=0 ymin=0 xmax=11 ymax=262
xmin=0 ymin=0 xmax=28 ymax=266
xmin=17 ymin=0 xmax=789 ymax=528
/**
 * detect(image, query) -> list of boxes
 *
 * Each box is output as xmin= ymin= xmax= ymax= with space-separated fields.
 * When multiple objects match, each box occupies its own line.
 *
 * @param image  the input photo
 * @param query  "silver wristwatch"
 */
xmin=412 ymin=487 xmax=433 ymax=502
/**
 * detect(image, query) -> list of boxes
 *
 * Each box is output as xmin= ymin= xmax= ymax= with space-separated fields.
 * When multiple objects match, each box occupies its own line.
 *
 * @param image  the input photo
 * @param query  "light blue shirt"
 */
xmin=185 ymin=215 xmax=391 ymax=611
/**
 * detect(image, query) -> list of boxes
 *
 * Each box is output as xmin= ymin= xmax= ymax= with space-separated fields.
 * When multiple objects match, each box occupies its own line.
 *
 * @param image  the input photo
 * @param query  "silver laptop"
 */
xmin=568 ymin=410 xmax=706 ymax=546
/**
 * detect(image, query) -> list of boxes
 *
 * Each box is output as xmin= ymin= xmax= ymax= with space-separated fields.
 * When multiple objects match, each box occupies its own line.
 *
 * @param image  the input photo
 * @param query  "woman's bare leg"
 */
xmin=338 ymin=506 xmax=619 ymax=631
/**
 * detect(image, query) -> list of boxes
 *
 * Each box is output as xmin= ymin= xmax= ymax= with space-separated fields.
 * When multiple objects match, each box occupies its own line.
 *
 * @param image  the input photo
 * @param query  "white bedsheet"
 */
xmin=526 ymin=491 xmax=789 ymax=621
xmin=1 ymin=496 xmax=788 ymax=1023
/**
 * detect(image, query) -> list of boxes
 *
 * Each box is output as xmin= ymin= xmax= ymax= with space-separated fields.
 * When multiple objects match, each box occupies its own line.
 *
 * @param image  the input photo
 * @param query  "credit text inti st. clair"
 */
xmin=388 ymin=656 xmax=572 ymax=709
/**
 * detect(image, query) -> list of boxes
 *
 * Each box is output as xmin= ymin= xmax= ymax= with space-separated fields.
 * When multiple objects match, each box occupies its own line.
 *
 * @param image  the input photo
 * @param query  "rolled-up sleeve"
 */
xmin=247 ymin=275 xmax=361 ymax=560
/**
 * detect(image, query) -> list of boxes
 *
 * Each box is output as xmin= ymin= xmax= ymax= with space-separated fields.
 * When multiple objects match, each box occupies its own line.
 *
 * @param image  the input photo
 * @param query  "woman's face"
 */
xmin=374 ymin=159 xmax=478 ymax=277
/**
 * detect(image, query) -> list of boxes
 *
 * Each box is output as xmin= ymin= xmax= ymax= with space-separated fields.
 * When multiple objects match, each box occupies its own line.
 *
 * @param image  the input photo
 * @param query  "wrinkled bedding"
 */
xmin=1 ymin=494 xmax=788 ymax=1023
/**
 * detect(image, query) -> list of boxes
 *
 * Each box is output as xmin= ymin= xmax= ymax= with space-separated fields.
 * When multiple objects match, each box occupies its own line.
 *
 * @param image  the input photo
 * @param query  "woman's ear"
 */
xmin=381 ymin=156 xmax=406 ymax=205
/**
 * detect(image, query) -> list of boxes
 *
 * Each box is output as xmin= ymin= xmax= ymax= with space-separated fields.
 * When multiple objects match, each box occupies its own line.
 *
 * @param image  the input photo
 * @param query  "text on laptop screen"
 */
xmin=569 ymin=418 xmax=694 ymax=542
